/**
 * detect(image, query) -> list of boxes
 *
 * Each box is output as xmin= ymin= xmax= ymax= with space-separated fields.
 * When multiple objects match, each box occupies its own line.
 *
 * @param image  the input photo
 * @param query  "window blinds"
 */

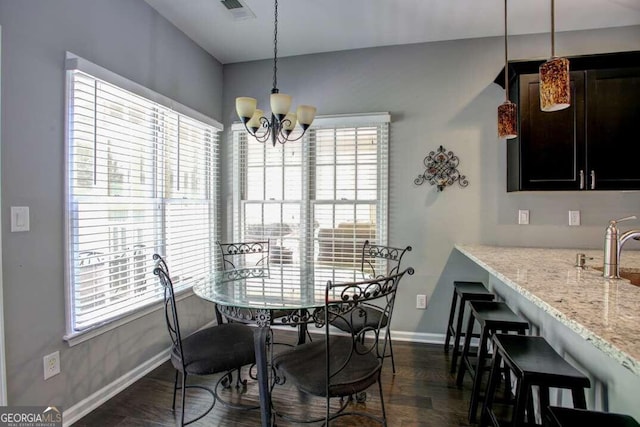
xmin=232 ymin=113 xmax=389 ymax=271
xmin=65 ymin=58 xmax=221 ymax=333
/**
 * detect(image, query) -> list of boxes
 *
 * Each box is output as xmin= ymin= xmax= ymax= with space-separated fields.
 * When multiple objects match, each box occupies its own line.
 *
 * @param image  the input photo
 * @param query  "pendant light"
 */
xmin=235 ymin=0 xmax=316 ymax=146
xmin=539 ymin=0 xmax=570 ymax=112
xmin=498 ymin=0 xmax=517 ymax=139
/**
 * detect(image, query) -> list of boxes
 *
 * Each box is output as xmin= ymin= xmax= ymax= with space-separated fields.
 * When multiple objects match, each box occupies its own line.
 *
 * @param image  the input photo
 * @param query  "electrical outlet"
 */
xmin=569 ymin=210 xmax=581 ymax=226
xmin=518 ymin=210 xmax=530 ymax=225
xmin=43 ymin=351 xmax=60 ymax=380
xmin=416 ymin=294 xmax=427 ymax=309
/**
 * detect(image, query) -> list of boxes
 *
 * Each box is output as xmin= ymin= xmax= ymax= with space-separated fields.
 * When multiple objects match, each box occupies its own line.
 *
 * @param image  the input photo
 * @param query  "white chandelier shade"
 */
xmin=235 ymin=0 xmax=316 ymax=146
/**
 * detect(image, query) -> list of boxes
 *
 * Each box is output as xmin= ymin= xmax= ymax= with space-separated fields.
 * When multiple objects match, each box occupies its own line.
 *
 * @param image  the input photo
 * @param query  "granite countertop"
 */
xmin=455 ymin=244 xmax=640 ymax=376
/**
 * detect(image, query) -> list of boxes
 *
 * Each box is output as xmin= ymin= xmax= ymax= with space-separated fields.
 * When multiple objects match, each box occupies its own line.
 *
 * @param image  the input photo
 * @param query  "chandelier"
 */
xmin=235 ymin=0 xmax=316 ymax=146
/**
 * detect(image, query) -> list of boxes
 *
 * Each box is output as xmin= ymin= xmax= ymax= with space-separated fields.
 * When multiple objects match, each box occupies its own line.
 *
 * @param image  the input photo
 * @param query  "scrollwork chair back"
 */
xmin=361 ymin=239 xmax=412 ymax=278
xmin=217 ymin=240 xmax=270 ymax=270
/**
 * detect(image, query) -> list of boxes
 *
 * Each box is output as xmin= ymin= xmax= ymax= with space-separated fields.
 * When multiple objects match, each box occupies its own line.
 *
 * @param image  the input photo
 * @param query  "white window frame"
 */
xmin=231 ymin=112 xmax=390 ymax=269
xmin=63 ymin=53 xmax=222 ymax=345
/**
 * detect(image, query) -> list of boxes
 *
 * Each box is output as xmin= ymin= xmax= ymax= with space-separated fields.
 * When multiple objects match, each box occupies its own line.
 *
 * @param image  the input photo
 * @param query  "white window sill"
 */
xmin=63 ymin=288 xmax=195 ymax=347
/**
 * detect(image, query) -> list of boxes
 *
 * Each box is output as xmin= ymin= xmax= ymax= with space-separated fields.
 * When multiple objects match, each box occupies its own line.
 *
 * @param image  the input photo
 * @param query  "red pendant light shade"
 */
xmin=539 ymin=0 xmax=570 ymax=112
xmin=539 ymin=56 xmax=570 ymax=111
xmin=498 ymin=0 xmax=517 ymax=139
xmin=498 ymin=100 xmax=518 ymax=139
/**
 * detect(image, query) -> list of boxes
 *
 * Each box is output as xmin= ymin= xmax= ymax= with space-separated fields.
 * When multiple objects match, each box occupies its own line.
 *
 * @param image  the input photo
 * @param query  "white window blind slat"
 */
xmin=66 ymin=64 xmax=221 ymax=335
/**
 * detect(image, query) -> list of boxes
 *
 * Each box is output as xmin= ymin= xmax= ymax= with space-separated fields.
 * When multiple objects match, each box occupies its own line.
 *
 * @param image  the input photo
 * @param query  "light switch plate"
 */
xmin=518 ymin=210 xmax=529 ymax=225
xmin=11 ymin=206 xmax=30 ymax=232
xmin=569 ymin=210 xmax=581 ymax=226
xmin=416 ymin=294 xmax=427 ymax=309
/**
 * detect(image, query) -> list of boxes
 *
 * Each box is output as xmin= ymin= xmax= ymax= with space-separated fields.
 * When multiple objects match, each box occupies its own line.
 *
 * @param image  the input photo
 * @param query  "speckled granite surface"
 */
xmin=455 ymin=245 xmax=640 ymax=376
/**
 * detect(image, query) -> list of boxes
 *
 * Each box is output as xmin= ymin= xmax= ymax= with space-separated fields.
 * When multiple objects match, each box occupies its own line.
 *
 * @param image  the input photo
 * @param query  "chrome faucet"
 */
xmin=603 ymin=215 xmax=640 ymax=279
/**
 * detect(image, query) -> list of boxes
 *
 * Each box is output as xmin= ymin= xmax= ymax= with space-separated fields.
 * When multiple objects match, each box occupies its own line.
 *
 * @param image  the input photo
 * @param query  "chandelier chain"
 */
xmin=273 ymin=0 xmax=279 ymax=90
xmin=504 ymin=0 xmax=509 ymax=100
xmin=550 ymin=0 xmax=555 ymax=57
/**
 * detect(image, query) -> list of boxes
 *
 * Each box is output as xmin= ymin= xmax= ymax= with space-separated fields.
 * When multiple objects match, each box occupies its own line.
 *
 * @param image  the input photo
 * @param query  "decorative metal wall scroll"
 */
xmin=414 ymin=145 xmax=469 ymax=191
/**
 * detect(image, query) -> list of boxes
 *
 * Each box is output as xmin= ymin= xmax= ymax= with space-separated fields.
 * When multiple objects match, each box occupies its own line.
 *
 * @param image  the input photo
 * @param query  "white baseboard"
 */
xmin=389 ymin=330 xmax=446 ymax=344
xmin=63 ymin=349 xmax=171 ymax=426
xmin=276 ymin=325 xmax=447 ymax=345
xmin=63 ymin=327 xmax=445 ymax=426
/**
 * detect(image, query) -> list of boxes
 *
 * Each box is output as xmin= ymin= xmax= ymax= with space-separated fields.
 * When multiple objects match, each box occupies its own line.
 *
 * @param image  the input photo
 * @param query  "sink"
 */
xmin=592 ymin=266 xmax=640 ymax=286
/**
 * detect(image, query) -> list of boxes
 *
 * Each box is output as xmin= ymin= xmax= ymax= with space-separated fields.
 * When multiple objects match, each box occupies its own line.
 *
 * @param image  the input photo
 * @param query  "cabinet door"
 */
xmin=586 ymin=67 xmax=640 ymax=190
xmin=516 ymin=71 xmax=585 ymax=191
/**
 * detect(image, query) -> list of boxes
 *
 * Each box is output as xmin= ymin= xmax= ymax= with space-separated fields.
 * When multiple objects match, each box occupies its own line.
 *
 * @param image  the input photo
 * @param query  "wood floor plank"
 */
xmin=76 ymin=334 xmax=474 ymax=426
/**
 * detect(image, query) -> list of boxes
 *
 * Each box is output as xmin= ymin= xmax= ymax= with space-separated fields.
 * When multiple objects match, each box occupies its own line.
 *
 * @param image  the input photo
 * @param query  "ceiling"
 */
xmin=144 ymin=0 xmax=640 ymax=64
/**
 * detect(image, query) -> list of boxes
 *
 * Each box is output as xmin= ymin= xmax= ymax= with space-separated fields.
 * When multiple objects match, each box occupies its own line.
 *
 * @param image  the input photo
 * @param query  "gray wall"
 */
xmin=1 ymin=0 xmax=638 ymax=412
xmin=0 ymin=0 xmax=222 ymax=407
xmin=222 ymin=25 xmax=640 ymax=336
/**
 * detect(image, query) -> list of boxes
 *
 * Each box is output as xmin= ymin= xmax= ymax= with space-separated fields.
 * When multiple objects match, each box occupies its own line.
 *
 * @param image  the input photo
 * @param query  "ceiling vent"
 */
xmin=220 ymin=0 xmax=256 ymax=21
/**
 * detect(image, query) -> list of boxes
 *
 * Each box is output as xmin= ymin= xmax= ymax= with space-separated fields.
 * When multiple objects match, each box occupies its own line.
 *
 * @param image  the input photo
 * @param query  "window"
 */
xmin=232 ymin=113 xmax=389 ymax=269
xmin=64 ymin=54 xmax=221 ymax=337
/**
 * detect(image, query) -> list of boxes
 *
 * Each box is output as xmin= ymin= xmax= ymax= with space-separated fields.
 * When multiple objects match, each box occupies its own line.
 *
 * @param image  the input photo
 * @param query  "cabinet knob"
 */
xmin=591 ymin=170 xmax=596 ymax=190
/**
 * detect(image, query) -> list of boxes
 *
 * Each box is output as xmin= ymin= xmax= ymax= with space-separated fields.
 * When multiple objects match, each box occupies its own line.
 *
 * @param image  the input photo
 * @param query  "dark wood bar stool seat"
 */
xmin=481 ymin=334 xmax=591 ymax=427
xmin=545 ymin=406 xmax=639 ymax=427
xmin=444 ymin=281 xmax=495 ymax=373
xmin=456 ymin=300 xmax=529 ymax=423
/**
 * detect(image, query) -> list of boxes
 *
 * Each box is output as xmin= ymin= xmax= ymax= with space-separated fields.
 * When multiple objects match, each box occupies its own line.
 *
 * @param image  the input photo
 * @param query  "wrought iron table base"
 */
xmin=217 ymin=306 xmax=316 ymax=427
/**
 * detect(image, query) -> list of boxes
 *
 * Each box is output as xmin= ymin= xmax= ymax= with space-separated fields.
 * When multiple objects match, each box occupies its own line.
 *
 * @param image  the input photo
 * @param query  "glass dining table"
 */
xmin=192 ymin=264 xmax=368 ymax=427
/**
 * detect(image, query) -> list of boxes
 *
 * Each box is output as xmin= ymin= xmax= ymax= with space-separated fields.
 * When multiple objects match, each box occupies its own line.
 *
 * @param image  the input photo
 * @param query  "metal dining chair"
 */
xmin=216 ymin=240 xmax=270 ymax=270
xmin=331 ymin=240 xmax=412 ymax=373
xmin=216 ymin=240 xmax=310 ymax=343
xmin=273 ymin=267 xmax=415 ymax=425
xmin=153 ymin=255 xmax=258 ymax=425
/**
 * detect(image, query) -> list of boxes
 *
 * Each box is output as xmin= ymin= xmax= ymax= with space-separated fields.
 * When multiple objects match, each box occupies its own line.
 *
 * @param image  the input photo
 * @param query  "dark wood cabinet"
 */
xmin=502 ymin=51 xmax=640 ymax=192
xmin=586 ymin=67 xmax=640 ymax=190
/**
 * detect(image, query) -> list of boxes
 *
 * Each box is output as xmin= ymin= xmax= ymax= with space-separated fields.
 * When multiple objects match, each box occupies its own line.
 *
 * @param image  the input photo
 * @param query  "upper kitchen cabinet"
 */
xmin=586 ymin=67 xmax=640 ymax=190
xmin=497 ymin=51 xmax=640 ymax=192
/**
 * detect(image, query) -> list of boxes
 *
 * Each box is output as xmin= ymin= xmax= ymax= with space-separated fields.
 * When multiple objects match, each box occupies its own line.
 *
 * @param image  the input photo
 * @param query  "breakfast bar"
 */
xmin=455 ymin=245 xmax=640 ymax=420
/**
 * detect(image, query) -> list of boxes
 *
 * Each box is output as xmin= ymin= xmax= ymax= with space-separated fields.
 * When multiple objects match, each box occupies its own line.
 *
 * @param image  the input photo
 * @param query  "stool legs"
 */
xmin=481 ymin=350 xmax=502 ymax=427
xmin=468 ymin=324 xmax=492 ymax=422
xmin=513 ymin=378 xmax=531 ymax=426
xmin=450 ymin=295 xmax=471 ymax=373
xmin=456 ymin=310 xmax=476 ymax=386
xmin=444 ymin=290 xmax=459 ymax=353
xmin=445 ymin=282 xmax=494 ymax=374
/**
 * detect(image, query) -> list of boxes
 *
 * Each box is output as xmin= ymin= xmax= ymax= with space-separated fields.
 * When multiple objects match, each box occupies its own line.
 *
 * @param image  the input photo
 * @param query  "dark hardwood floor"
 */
xmin=74 ymin=331 xmax=476 ymax=426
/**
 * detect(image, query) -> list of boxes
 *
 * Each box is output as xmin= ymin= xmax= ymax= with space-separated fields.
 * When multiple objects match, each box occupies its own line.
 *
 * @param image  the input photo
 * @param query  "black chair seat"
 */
xmin=173 ymin=323 xmax=256 ymax=375
xmin=497 ymin=335 xmax=589 ymax=387
xmin=274 ymin=336 xmax=381 ymax=397
xmin=546 ymin=406 xmax=640 ymax=427
xmin=471 ymin=301 xmax=531 ymax=329
xmin=272 ymin=267 xmax=414 ymax=425
xmin=454 ymin=280 xmax=494 ymax=296
xmin=481 ymin=334 xmax=591 ymax=427
xmin=153 ymin=256 xmax=258 ymax=426
xmin=330 ymin=305 xmax=387 ymax=332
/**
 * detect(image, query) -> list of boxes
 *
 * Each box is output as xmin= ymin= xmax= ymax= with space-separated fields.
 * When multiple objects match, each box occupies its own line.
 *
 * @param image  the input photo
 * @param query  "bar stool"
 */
xmin=456 ymin=300 xmax=529 ymax=423
xmin=545 ymin=406 xmax=639 ymax=427
xmin=481 ymin=334 xmax=591 ymax=427
xmin=444 ymin=281 xmax=495 ymax=373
